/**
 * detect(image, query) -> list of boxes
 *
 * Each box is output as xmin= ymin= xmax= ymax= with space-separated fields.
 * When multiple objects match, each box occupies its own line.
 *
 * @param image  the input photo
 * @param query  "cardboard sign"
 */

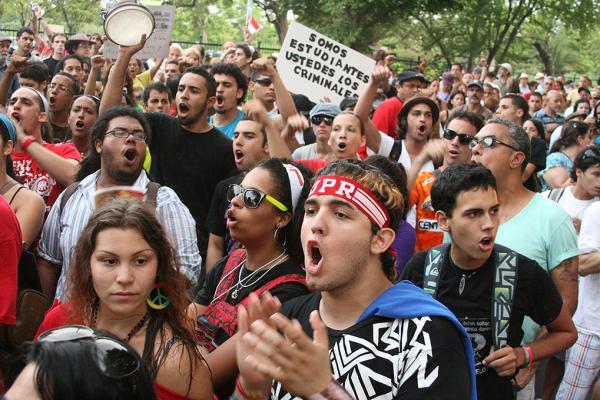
xmin=276 ymin=22 xmax=375 ymax=104
xmin=103 ymin=5 xmax=176 ymax=60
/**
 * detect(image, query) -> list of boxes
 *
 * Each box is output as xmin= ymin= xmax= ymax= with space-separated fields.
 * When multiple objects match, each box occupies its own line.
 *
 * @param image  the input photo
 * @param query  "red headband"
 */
xmin=308 ymin=175 xmax=390 ymax=228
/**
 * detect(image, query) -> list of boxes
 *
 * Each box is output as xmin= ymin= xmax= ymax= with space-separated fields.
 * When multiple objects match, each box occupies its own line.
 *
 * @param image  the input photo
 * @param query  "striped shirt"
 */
xmin=38 ymin=170 xmax=203 ymax=301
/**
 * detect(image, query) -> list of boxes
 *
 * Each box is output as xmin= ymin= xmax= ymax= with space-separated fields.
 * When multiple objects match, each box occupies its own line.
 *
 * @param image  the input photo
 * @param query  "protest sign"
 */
xmin=276 ymin=22 xmax=375 ymax=104
xmin=103 ymin=5 xmax=176 ymax=60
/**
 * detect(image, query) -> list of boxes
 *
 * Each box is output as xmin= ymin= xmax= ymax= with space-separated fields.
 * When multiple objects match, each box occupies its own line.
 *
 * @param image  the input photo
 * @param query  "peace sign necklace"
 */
xmin=91 ymin=303 xmax=150 ymax=343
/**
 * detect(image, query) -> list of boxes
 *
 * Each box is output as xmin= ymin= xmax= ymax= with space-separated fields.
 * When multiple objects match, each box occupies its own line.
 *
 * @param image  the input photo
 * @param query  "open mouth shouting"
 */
xmin=234 ymin=149 xmax=245 ymax=165
xmin=122 ymin=147 xmax=138 ymax=165
xmin=305 ymin=239 xmax=324 ymax=275
xmin=75 ymin=120 xmax=85 ymax=130
xmin=11 ymin=112 xmax=21 ymax=124
xmin=215 ymin=95 xmax=225 ymax=109
xmin=479 ymin=236 xmax=494 ymax=252
xmin=178 ymin=102 xmax=190 ymax=117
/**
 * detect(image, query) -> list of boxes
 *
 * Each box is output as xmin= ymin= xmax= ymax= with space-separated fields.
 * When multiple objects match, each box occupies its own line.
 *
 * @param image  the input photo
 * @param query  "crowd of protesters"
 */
xmin=0 ymin=6 xmax=599 ymax=400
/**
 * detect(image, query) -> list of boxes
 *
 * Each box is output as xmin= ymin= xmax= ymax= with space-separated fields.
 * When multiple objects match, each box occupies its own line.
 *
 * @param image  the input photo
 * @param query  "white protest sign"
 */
xmin=276 ymin=22 xmax=375 ymax=104
xmin=103 ymin=5 xmax=176 ymax=60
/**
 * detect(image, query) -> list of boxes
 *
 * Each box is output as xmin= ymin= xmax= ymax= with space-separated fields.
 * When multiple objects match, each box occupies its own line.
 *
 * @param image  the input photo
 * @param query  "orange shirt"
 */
xmin=410 ymin=170 xmax=444 ymax=251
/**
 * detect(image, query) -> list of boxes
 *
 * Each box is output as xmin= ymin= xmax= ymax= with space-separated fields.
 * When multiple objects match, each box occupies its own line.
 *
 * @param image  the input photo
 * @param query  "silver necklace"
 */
xmin=458 ymin=270 xmax=479 ymax=295
xmin=231 ymin=253 xmax=288 ymax=299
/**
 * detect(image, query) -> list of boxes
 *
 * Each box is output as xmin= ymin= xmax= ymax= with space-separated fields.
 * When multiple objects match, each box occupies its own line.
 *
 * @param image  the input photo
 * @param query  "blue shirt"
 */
xmin=209 ymin=110 xmax=245 ymax=139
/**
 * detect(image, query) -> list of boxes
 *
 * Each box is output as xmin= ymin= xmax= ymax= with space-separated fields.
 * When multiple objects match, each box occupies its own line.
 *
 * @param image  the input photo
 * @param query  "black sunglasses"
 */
xmin=311 ymin=115 xmax=334 ymax=126
xmin=226 ymin=184 xmax=288 ymax=212
xmin=254 ymin=78 xmax=273 ymax=87
xmin=443 ymin=128 xmax=474 ymax=145
xmin=469 ymin=135 xmax=520 ymax=152
xmin=38 ymin=325 xmax=140 ymax=379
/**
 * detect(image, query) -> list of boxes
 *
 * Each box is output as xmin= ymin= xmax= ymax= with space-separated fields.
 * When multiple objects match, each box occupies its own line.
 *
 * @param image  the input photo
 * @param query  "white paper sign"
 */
xmin=103 ymin=5 xmax=176 ymax=60
xmin=276 ymin=22 xmax=375 ymax=104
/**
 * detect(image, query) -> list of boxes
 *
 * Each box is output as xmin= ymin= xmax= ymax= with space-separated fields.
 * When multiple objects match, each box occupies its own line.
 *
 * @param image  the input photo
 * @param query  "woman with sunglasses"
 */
xmin=35 ymin=199 xmax=213 ymax=400
xmin=4 ymin=326 xmax=156 ymax=400
xmin=66 ymin=95 xmax=99 ymax=157
xmin=189 ymin=158 xmax=309 ymax=355
xmin=538 ymin=121 xmax=594 ymax=190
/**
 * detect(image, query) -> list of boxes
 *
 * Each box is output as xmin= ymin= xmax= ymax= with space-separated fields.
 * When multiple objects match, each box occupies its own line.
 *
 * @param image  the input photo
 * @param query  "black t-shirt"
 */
xmin=51 ymin=123 xmax=69 ymax=143
xmin=273 ymin=292 xmax=471 ymax=400
xmin=530 ymin=137 xmax=547 ymax=170
xmin=44 ymin=57 xmax=60 ymax=78
xmin=144 ymin=112 xmax=237 ymax=258
xmin=196 ymin=253 xmax=308 ymax=337
xmin=401 ymin=247 xmax=563 ymax=400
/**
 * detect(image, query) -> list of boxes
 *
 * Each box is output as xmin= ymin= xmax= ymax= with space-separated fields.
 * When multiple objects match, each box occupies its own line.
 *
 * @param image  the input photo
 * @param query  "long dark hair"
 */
xmin=66 ymin=199 xmax=204 ymax=393
xmin=254 ymin=158 xmax=312 ymax=264
xmin=0 ymin=117 xmax=16 ymax=179
xmin=550 ymin=121 xmax=589 ymax=153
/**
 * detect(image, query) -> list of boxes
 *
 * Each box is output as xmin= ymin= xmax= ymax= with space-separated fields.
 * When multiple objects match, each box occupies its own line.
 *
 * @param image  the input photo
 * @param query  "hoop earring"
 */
xmin=273 ymin=227 xmax=279 ymax=241
xmin=147 ymin=283 xmax=170 ymax=310
xmin=274 ymin=227 xmax=287 ymax=248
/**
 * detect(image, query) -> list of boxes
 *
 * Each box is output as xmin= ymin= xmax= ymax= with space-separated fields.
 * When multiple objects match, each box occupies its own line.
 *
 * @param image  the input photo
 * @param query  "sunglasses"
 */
xmin=469 ymin=135 xmax=520 ymax=152
xmin=226 ymin=184 xmax=288 ymax=212
xmin=38 ymin=325 xmax=140 ymax=379
xmin=311 ymin=115 xmax=334 ymax=126
xmin=581 ymin=147 xmax=600 ymax=162
xmin=443 ymin=128 xmax=474 ymax=145
xmin=254 ymin=78 xmax=273 ymax=87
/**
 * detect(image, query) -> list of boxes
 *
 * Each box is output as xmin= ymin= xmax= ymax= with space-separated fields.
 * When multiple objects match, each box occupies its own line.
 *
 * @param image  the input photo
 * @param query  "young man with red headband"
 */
xmin=233 ymin=160 xmax=477 ymax=400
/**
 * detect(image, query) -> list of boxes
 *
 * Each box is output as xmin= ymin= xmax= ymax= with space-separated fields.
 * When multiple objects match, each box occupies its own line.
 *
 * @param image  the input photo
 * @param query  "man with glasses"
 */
xmin=372 ymin=70 xmax=427 ymax=138
xmin=471 ymin=119 xmax=579 ymax=397
xmin=37 ymin=106 xmax=201 ymax=302
xmin=292 ymin=102 xmax=340 ymax=161
xmin=47 ymin=72 xmax=79 ymax=142
xmin=407 ymin=111 xmax=484 ymax=251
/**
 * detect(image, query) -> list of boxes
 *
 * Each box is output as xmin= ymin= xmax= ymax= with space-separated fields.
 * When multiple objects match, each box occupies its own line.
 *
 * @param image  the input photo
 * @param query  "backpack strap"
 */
xmin=491 ymin=245 xmax=519 ymax=349
xmin=213 ymin=249 xmax=247 ymax=300
xmin=144 ymin=181 xmax=161 ymax=212
xmin=59 ymin=182 xmax=81 ymax=220
xmin=423 ymin=243 xmax=450 ymax=297
xmin=548 ymin=187 xmax=566 ymax=203
xmin=241 ymin=273 xmax=306 ymax=306
xmin=389 ymin=140 xmax=403 ymax=161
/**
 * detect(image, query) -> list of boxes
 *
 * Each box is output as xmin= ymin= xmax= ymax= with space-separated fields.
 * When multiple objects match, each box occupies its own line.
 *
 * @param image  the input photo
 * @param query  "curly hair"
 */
xmin=66 ymin=199 xmax=204 ymax=393
xmin=314 ymin=160 xmax=404 ymax=280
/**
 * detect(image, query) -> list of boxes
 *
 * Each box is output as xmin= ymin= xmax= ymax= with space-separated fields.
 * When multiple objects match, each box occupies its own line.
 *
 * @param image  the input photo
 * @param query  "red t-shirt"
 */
xmin=372 ymin=97 xmax=403 ymax=139
xmin=296 ymin=158 xmax=329 ymax=174
xmin=11 ymin=142 xmax=81 ymax=209
xmin=0 ymin=196 xmax=21 ymax=325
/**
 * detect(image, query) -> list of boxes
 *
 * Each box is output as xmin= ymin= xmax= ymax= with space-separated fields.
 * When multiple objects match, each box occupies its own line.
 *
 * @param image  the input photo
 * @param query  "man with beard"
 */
xmin=37 ymin=106 xmax=201 ymax=302
xmin=46 ymin=72 xmax=79 ymax=142
xmin=209 ymin=63 xmax=247 ymax=139
xmin=100 ymin=38 xmax=236 ymax=263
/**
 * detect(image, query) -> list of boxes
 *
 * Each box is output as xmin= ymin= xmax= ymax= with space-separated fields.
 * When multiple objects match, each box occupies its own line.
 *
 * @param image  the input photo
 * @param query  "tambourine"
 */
xmin=103 ymin=1 xmax=155 ymax=46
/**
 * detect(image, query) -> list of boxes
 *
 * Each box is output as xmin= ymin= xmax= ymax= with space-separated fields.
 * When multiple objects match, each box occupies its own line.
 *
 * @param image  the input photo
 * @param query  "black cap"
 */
xmin=396 ymin=70 xmax=427 ymax=84
xmin=467 ymin=80 xmax=484 ymax=90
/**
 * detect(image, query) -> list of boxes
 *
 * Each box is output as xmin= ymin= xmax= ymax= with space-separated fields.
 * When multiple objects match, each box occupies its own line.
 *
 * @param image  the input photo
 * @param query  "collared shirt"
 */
xmin=38 ymin=170 xmax=203 ymax=301
xmin=532 ymin=108 xmax=565 ymax=131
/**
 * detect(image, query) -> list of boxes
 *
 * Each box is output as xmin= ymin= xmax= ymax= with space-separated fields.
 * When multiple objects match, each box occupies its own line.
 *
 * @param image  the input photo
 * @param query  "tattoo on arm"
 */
xmin=556 ymin=258 xmax=578 ymax=282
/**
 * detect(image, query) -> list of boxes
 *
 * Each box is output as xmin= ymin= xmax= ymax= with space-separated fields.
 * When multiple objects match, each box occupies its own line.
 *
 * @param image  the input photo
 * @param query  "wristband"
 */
xmin=522 ymin=345 xmax=534 ymax=367
xmin=20 ymin=136 xmax=36 ymax=151
xmin=308 ymin=379 xmax=353 ymax=400
xmin=235 ymin=376 xmax=269 ymax=400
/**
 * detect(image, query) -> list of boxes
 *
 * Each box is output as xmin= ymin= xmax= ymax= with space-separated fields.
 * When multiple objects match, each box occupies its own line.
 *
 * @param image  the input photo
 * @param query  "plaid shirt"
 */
xmin=38 ymin=170 xmax=202 ymax=301
xmin=532 ymin=108 xmax=565 ymax=131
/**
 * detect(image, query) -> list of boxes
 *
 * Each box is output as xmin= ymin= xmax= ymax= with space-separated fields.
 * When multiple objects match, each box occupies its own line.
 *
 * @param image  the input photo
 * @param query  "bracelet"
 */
xmin=308 ymin=379 xmax=353 ymax=400
xmin=20 ymin=136 xmax=36 ymax=151
xmin=520 ymin=346 xmax=530 ymax=368
xmin=235 ymin=376 xmax=269 ymax=400
xmin=522 ymin=345 xmax=534 ymax=367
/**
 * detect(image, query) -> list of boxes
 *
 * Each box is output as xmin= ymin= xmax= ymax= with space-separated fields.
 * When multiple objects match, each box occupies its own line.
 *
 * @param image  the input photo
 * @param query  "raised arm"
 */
xmin=250 ymin=58 xmax=297 ymax=125
xmin=148 ymin=58 xmax=164 ymax=80
xmin=85 ymin=55 xmax=104 ymax=96
xmin=246 ymin=100 xmax=291 ymax=159
xmin=279 ymin=114 xmax=307 ymax=153
xmin=355 ymin=66 xmax=391 ymax=153
xmin=0 ymin=55 xmax=28 ymax=106
xmin=99 ymin=35 xmax=147 ymax=113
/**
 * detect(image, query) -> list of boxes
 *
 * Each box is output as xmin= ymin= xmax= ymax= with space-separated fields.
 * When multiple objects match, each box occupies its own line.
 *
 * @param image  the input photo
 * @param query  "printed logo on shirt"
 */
xmin=421 ymin=195 xmax=434 ymax=212
xmin=418 ymin=219 xmax=442 ymax=232
xmin=461 ymin=318 xmax=491 ymax=375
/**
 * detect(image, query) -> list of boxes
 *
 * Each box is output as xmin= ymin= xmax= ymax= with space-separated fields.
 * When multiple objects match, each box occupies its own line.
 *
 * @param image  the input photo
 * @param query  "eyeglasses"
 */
xmin=443 ymin=128 xmax=474 ymax=145
xmin=48 ymin=82 xmax=72 ymax=94
xmin=311 ymin=115 xmax=334 ymax=126
xmin=254 ymin=78 xmax=273 ymax=87
xmin=38 ymin=325 xmax=140 ymax=379
xmin=469 ymin=135 xmax=520 ymax=152
xmin=581 ymin=147 xmax=600 ymax=162
xmin=226 ymin=184 xmax=288 ymax=212
xmin=106 ymin=128 xmax=147 ymax=142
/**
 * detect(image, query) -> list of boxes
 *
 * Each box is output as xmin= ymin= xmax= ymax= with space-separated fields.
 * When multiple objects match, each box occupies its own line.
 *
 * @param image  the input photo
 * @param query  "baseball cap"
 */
xmin=0 ymin=33 xmax=12 ymax=44
xmin=467 ymin=80 xmax=484 ymax=90
xmin=309 ymin=103 xmax=341 ymax=119
xmin=396 ymin=70 xmax=427 ymax=84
